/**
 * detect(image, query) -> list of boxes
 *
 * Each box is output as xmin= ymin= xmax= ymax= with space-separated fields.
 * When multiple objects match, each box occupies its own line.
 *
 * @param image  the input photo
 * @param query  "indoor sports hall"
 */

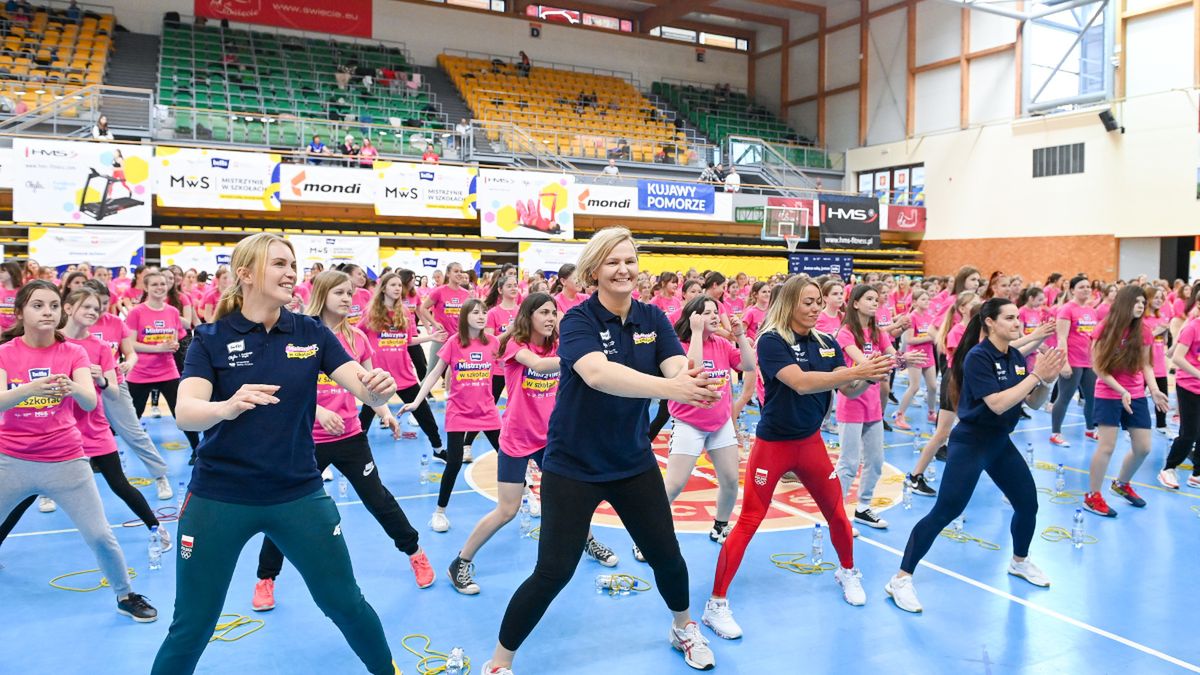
xmin=0 ymin=0 xmax=1198 ymax=674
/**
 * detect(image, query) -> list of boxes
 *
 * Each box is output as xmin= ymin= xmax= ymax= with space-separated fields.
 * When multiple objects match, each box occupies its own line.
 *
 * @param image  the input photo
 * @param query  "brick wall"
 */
xmin=918 ymin=235 xmax=1119 ymax=283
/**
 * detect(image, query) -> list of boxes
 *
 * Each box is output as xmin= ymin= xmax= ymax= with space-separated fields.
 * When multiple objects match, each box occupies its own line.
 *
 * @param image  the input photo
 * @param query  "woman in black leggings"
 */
xmin=1161 ymin=291 xmax=1200 ymax=488
xmin=481 ymin=228 xmax=721 ymax=675
xmin=887 ymin=298 xmax=1066 ymax=614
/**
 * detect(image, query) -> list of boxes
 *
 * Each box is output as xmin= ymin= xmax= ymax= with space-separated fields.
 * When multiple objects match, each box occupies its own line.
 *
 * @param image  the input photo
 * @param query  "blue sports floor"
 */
xmin=2 ymin=379 xmax=1198 ymax=674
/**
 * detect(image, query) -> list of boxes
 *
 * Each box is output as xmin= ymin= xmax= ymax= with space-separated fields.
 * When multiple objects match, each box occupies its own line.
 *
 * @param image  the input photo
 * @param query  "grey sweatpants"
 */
xmin=835 ymin=420 xmax=885 ymax=508
xmin=0 ymin=453 xmax=132 ymax=597
xmin=104 ymin=380 xmax=169 ymax=479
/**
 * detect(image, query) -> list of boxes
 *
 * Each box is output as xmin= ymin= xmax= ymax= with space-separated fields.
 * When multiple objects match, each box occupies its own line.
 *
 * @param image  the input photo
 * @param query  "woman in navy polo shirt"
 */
xmin=887 ymin=298 xmax=1067 ymax=614
xmin=152 ymin=234 xmax=401 ymax=675
xmin=482 ymin=227 xmax=721 ymax=675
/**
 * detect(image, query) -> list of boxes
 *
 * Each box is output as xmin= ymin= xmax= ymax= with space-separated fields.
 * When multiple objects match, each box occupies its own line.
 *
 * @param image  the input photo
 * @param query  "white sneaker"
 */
xmin=885 ymin=574 xmax=922 ymax=613
xmin=38 ymin=496 xmax=56 ymax=513
xmin=322 ymin=466 xmax=334 ymax=482
xmin=701 ymin=597 xmax=743 ymax=639
xmin=669 ymin=621 xmax=715 ymax=670
xmin=462 ymin=447 xmax=474 ymax=464
xmin=523 ymin=488 xmax=541 ymax=518
xmin=834 ymin=566 xmax=867 ymax=606
xmin=158 ymin=525 xmax=173 ymax=553
xmin=632 ymin=544 xmax=646 ymax=563
xmin=430 ymin=511 xmax=450 ymax=533
xmin=1008 ymin=559 xmax=1050 ymax=587
xmin=150 ymin=407 xmax=162 ymax=419
xmin=155 ymin=477 xmax=174 ymax=501
xmin=1158 ymin=469 xmax=1180 ymax=490
xmin=405 ymin=413 xmax=418 ymax=427
xmin=480 ymin=661 xmax=514 ymax=675
xmin=1189 ymin=476 xmax=1200 ymax=489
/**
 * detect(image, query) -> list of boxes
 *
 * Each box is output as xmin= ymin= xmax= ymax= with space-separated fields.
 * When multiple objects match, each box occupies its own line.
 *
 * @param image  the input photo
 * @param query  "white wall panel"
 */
xmin=968 ymin=11 xmax=1018 ymax=52
xmin=825 ymin=90 xmax=860 ymax=152
xmin=789 ymin=101 xmax=819 ymax=141
xmin=866 ymin=10 xmax=907 ymax=146
xmin=969 ymin=52 xmax=1015 ymax=125
xmin=789 ymin=41 xmax=820 ymax=99
xmin=915 ymin=0 xmax=961 ymax=66
xmin=914 ymin=66 xmax=960 ymax=135
xmin=755 ymin=52 xmax=783 ymax=114
xmin=1125 ymin=7 xmax=1194 ymax=97
xmin=826 ymin=27 xmax=861 ymax=90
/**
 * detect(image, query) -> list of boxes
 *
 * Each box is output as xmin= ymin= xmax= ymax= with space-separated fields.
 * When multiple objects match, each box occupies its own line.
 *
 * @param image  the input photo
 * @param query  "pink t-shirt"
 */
xmin=907 ymin=310 xmax=936 ymax=365
xmin=815 ymin=311 xmax=842 ymax=335
xmin=945 ymin=320 xmax=967 ymax=363
xmin=1172 ymin=298 xmax=1186 ymax=318
xmin=429 ymin=285 xmax=471 ymax=334
xmin=0 ymin=287 xmax=18 ymax=330
xmin=1095 ymin=303 xmax=1111 ymax=322
xmin=668 ymin=335 xmax=742 ymax=432
xmin=1175 ymin=319 xmax=1200 ymax=395
xmin=555 ymin=292 xmax=587 ymax=315
xmin=499 ymin=339 xmax=559 ymax=457
xmin=1044 ymin=286 xmax=1059 ymax=306
xmin=1057 ymin=302 xmax=1099 ymax=368
xmin=835 ymin=325 xmax=887 ymax=423
xmin=437 ymin=336 xmax=502 ymax=432
xmin=313 ymin=328 xmax=372 ymax=444
xmin=1144 ymin=314 xmax=1169 ymax=378
xmin=876 ymin=305 xmax=894 ymax=332
xmin=652 ymin=294 xmax=681 ymax=319
xmin=125 ymin=304 xmax=184 ymax=383
xmin=1018 ymin=305 xmax=1045 ymax=369
xmin=0 ymin=339 xmax=89 ymax=462
xmin=347 ymin=287 xmax=372 ymax=326
xmin=200 ymin=286 xmax=222 ymax=317
xmin=122 ymin=285 xmax=145 ymax=305
xmin=92 ymin=313 xmax=133 ymax=385
xmin=63 ymin=335 xmax=118 ymax=457
xmin=294 ymin=281 xmax=312 ymax=305
xmin=486 ymin=305 xmax=519 ymax=376
xmin=742 ymin=305 xmax=767 ymax=341
xmin=1092 ymin=321 xmax=1152 ymax=400
xmin=724 ymin=296 xmax=746 ymax=316
xmin=891 ymin=292 xmax=912 ymax=316
xmin=362 ymin=315 xmax=419 ymax=390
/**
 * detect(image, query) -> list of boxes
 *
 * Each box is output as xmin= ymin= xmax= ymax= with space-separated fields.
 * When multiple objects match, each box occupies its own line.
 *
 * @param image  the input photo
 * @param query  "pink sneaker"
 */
xmin=927 ymin=411 xmax=937 ymax=424
xmin=1049 ymin=434 xmax=1071 ymax=447
xmin=892 ymin=415 xmax=912 ymax=431
xmin=252 ymin=578 xmax=276 ymax=612
xmin=410 ymin=551 xmax=435 ymax=589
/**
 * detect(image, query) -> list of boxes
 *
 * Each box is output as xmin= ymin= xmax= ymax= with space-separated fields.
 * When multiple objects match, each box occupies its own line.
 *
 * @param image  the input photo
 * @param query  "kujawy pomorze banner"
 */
xmin=196 ymin=0 xmax=372 ymax=38
xmin=818 ymin=195 xmax=881 ymax=250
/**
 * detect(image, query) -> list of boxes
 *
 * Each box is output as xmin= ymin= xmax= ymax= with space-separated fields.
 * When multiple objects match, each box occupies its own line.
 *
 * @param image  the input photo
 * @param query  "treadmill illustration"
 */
xmin=79 ymin=167 xmax=144 ymax=221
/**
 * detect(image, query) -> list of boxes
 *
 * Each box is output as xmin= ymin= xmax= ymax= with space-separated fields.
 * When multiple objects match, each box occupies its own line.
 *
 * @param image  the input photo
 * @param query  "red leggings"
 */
xmin=712 ymin=432 xmax=855 ymax=597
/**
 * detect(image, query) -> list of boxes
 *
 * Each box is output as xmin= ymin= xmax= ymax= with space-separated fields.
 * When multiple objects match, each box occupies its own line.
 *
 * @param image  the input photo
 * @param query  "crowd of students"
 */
xmin=1 ymin=239 xmax=1198 ymax=674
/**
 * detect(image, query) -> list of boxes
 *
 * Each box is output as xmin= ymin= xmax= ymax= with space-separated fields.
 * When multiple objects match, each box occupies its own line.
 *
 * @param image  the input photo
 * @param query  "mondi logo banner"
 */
xmin=280 ymin=164 xmax=373 ymax=205
xmin=818 ymin=195 xmax=881 ymax=250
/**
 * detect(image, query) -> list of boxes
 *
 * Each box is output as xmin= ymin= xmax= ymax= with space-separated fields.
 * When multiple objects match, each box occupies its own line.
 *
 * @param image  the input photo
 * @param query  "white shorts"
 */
xmin=668 ymin=418 xmax=738 ymax=457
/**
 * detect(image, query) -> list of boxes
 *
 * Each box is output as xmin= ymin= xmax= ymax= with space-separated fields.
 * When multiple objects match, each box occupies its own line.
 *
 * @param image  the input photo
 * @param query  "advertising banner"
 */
xmin=857 ymin=173 xmax=872 ymax=196
xmin=573 ymin=183 xmax=733 ymax=221
xmin=886 ymin=204 xmax=927 ymax=232
xmin=479 ymin=170 xmax=574 ymax=240
xmin=159 ymin=243 xmax=236 ymax=274
xmin=0 ymin=147 xmax=14 ymax=189
xmin=195 ymin=0 xmax=372 ymax=38
xmin=289 ymin=234 xmax=381 ymax=277
xmin=280 ymin=164 xmax=373 ymax=205
xmin=28 ymin=226 xmax=145 ymax=269
xmin=788 ymin=252 xmax=854 ymax=280
xmin=873 ymin=171 xmax=891 ymax=204
xmin=155 ymin=147 xmax=281 ymax=211
xmin=893 ymin=168 xmax=910 ymax=205
xmin=637 ymin=179 xmax=715 ymax=215
xmin=381 ymin=249 xmax=481 ymax=276
xmin=13 ymin=139 xmax=153 ymax=226
xmin=518 ymin=241 xmax=586 ymax=276
xmin=817 ymin=195 xmax=881 ymax=250
xmin=374 ymin=162 xmax=478 ymax=219
xmin=910 ymin=166 xmax=926 ymax=206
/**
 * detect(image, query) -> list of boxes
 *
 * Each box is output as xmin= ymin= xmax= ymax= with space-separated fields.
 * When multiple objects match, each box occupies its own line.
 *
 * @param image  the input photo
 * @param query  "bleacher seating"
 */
xmin=158 ymin=21 xmax=446 ymax=154
xmin=0 ymin=7 xmax=111 ymax=114
xmin=653 ymin=81 xmax=829 ymax=168
xmin=440 ymin=53 xmax=693 ymax=164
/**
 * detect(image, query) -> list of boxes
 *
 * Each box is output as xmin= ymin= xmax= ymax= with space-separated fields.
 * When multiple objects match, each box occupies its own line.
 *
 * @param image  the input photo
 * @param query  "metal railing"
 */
xmin=656 ymin=77 xmax=747 ymax=96
xmin=162 ymin=13 xmax=412 ymax=61
xmin=441 ymin=49 xmax=641 ymax=91
xmin=468 ymin=119 xmax=712 ymax=169
xmin=0 ymin=83 xmax=153 ymax=136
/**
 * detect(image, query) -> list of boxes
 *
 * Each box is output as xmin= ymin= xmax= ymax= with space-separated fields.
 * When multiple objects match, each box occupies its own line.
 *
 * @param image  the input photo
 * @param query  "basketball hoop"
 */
xmin=783 ymin=234 xmax=801 ymax=253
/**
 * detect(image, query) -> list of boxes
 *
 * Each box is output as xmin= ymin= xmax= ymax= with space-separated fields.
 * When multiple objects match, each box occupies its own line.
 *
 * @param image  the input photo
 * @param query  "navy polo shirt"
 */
xmin=543 ymin=294 xmax=685 ymax=482
xmin=181 ymin=309 xmax=352 ymax=505
xmin=756 ymin=329 xmax=845 ymax=441
xmin=955 ymin=339 xmax=1029 ymax=434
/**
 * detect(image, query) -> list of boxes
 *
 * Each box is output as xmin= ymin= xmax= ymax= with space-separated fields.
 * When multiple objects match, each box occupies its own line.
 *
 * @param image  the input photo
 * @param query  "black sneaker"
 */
xmin=882 ymin=420 xmax=893 ymax=432
xmin=1019 ymin=409 xmax=1031 ymax=420
xmin=632 ymin=544 xmax=646 ymax=563
xmin=709 ymin=522 xmax=733 ymax=543
xmin=935 ymin=445 xmax=948 ymax=462
xmin=853 ymin=507 xmax=888 ymax=529
xmin=432 ymin=449 xmax=448 ymax=464
xmin=447 ymin=556 xmax=479 ymax=595
xmin=905 ymin=473 xmax=937 ymax=497
xmin=585 ymin=537 xmax=619 ymax=567
xmin=116 ymin=593 xmax=158 ymax=623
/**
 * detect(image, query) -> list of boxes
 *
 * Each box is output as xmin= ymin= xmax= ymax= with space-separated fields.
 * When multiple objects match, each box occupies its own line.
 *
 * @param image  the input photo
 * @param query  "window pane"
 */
xmin=700 ymin=32 xmax=737 ymax=49
xmin=658 ymin=26 xmax=696 ymax=42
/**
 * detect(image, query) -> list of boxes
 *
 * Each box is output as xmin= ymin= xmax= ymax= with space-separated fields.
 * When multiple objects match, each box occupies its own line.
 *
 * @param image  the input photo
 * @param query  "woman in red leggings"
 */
xmin=703 ymin=276 xmax=893 ymax=640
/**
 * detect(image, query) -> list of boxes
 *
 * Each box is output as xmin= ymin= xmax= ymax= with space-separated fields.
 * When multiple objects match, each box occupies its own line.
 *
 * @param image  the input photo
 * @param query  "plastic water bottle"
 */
xmin=119 ymin=450 xmax=127 ymax=472
xmin=148 ymin=526 xmax=162 ymax=571
xmin=913 ymin=426 xmax=924 ymax=454
xmin=952 ymin=515 xmax=965 ymax=533
xmin=925 ymin=462 xmax=937 ymax=483
xmin=811 ymin=524 xmax=824 ymax=565
xmin=902 ymin=481 xmax=912 ymax=510
xmin=176 ymin=481 xmax=186 ymax=512
xmin=519 ymin=496 xmax=533 ymax=537
xmin=445 ymin=647 xmax=465 ymax=675
xmin=1071 ymin=508 xmax=1085 ymax=548
xmin=1055 ymin=463 xmax=1066 ymax=494
xmin=595 ymin=574 xmax=613 ymax=594
xmin=419 ymin=454 xmax=430 ymax=485
xmin=337 ymin=471 xmax=348 ymax=499
xmin=1025 ymin=443 xmax=1034 ymax=468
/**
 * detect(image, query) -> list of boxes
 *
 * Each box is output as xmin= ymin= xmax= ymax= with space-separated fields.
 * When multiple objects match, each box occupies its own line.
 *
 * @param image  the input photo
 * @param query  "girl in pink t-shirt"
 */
xmin=816 ymin=279 xmax=845 ymax=335
xmin=664 ymin=296 xmax=755 ymax=543
xmin=199 ymin=267 xmax=232 ymax=323
xmin=650 ymin=271 xmax=682 ymax=319
xmin=1050 ymin=275 xmax=1100 ymax=446
xmin=485 ymin=275 xmax=521 ymax=388
xmin=449 ymin=292 xmax=617 ymax=592
xmin=360 ymin=271 xmax=446 ymax=452
xmin=732 ymin=281 xmax=771 ymax=423
xmin=0 ymin=261 xmax=22 ymax=331
xmin=1083 ymin=286 xmax=1168 ymax=518
xmin=1163 ymin=308 xmax=1200 ymax=488
xmin=403 ymin=298 xmax=501 ymax=533
xmin=420 ymin=261 xmax=472 ymax=374
xmin=551 ymin=263 xmax=588 ymax=315
xmin=1142 ymin=285 xmax=1172 ymax=432
xmin=835 ymin=285 xmax=926 ymax=529
xmin=894 ymin=289 xmax=938 ymax=428
xmin=0 ymin=281 xmax=155 ymax=620
xmin=340 ymin=264 xmax=373 ymax=326
xmin=255 ymin=270 xmax=438 ymax=594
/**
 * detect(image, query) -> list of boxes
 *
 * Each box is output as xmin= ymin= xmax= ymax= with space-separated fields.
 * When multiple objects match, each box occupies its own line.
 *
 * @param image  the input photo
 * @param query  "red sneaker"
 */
xmin=1083 ymin=491 xmax=1118 ymax=518
xmin=410 ymin=551 xmax=435 ymax=589
xmin=1049 ymin=434 xmax=1071 ymax=447
xmin=1085 ymin=430 xmax=1099 ymax=441
xmin=927 ymin=411 xmax=937 ymax=424
xmin=1110 ymin=480 xmax=1146 ymax=507
xmin=252 ymin=578 xmax=276 ymax=611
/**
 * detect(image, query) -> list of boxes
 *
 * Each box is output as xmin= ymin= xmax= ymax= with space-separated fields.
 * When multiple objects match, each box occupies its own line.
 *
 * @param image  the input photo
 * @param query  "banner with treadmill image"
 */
xmin=13 ymin=139 xmax=153 ymax=226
